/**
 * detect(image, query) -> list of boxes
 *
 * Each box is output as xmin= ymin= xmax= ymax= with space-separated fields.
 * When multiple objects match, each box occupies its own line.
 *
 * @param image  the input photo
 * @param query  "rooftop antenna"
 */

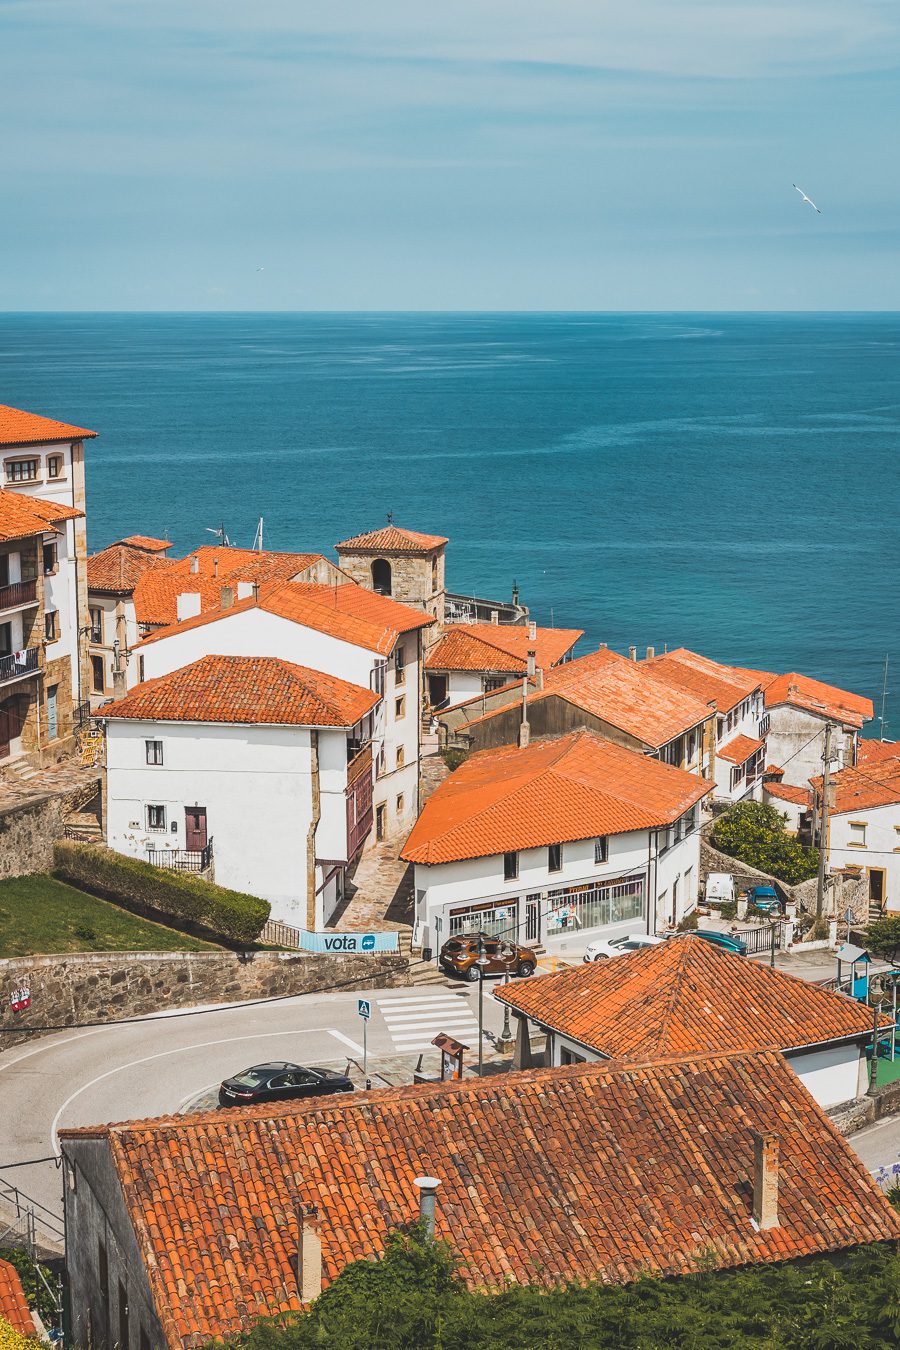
xmin=879 ymin=654 xmax=890 ymax=742
xmin=386 ymin=510 xmax=394 ymax=525
xmin=205 ymin=522 xmax=230 ymax=546
xmin=252 ymin=516 xmax=264 ymax=552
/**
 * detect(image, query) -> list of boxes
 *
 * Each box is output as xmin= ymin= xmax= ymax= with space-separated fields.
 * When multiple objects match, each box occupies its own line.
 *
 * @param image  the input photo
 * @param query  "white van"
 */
xmin=705 ymin=873 xmax=736 ymax=906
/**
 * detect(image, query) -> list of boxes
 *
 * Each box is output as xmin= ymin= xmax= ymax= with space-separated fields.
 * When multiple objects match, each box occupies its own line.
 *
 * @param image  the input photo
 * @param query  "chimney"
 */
xmin=527 ymin=647 xmax=536 ymax=679
xmin=490 ymin=609 xmax=499 ymax=625
xmin=518 ymin=674 xmax=530 ymax=748
xmin=598 ymin=641 xmax=608 ymax=650
xmin=236 ymin=581 xmax=255 ymax=600
xmin=536 ymin=667 xmax=544 ymax=691
xmin=213 ymin=556 xmax=219 ymax=578
xmin=646 ymin=646 xmax=655 ymax=660
xmin=189 ymin=555 xmax=199 ymax=575
xmin=176 ymin=591 xmax=202 ymax=621
xmin=413 ymin=1176 xmax=441 ymax=1240
xmin=296 ymin=1204 xmax=322 ymax=1301
xmin=628 ymin=645 xmax=637 ymax=662
xmin=528 ymin=621 xmax=537 ymax=641
xmin=751 ymin=1132 xmax=779 ymax=1229
xmin=220 ymin=585 xmax=234 ymax=610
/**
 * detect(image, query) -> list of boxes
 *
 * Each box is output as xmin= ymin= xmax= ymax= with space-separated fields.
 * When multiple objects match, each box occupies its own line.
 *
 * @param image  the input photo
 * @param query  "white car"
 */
xmin=582 ymin=934 xmax=667 ymax=963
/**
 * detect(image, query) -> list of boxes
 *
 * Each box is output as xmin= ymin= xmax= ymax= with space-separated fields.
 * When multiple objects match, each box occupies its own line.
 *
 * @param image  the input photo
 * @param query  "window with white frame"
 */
xmin=594 ymin=836 xmax=608 ymax=864
xmin=89 ymin=607 xmax=103 ymax=643
xmin=47 ymin=454 xmax=63 ymax=479
xmin=393 ymin=645 xmax=405 ymax=685
xmin=146 ymin=804 xmax=166 ymax=831
xmin=145 ymin=740 xmax=164 ymax=766
xmin=848 ymin=821 xmax=867 ymax=847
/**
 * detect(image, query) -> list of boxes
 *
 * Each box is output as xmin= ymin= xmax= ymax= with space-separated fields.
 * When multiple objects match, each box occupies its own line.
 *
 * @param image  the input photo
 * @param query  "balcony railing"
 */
xmin=0 ymin=647 xmax=39 ymax=685
xmin=0 ymin=579 xmax=37 ymax=611
xmin=146 ymin=837 xmax=214 ymax=873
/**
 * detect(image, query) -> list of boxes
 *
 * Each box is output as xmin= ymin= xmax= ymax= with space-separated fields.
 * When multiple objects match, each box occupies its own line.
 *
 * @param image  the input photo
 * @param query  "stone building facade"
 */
xmin=335 ymin=524 xmax=448 ymax=642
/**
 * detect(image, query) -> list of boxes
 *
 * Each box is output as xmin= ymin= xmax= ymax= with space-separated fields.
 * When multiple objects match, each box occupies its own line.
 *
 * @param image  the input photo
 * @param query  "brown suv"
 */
xmin=439 ymin=933 xmax=538 ymax=981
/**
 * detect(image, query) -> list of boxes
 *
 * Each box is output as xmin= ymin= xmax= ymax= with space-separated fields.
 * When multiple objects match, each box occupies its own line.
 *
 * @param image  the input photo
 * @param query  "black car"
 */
xmin=218 ymin=1061 xmax=354 ymax=1108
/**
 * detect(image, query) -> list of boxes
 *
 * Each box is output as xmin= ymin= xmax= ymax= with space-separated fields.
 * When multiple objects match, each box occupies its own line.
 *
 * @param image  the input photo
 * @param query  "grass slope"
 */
xmin=0 ymin=874 xmax=218 ymax=956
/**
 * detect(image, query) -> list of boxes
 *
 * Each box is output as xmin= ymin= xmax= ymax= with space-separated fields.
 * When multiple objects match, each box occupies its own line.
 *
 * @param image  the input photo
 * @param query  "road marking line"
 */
xmin=376 ymin=997 xmax=471 ymax=1009
xmin=389 ymin=1021 xmax=480 ymax=1037
xmin=49 ymin=1028 xmax=360 ymax=1157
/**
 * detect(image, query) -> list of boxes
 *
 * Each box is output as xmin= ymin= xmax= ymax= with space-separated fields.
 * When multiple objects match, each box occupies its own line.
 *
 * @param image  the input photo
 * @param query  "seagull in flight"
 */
xmin=792 ymin=183 xmax=821 ymax=214
xmin=256 ymin=266 xmax=265 ymax=272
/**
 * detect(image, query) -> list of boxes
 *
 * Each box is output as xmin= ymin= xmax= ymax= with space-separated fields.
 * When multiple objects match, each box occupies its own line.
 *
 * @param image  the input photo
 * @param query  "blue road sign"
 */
xmin=358 ymin=998 xmax=372 ymax=1020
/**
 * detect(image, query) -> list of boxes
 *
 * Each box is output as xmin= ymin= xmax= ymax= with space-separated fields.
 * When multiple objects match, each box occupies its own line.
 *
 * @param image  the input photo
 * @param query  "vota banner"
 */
xmin=299 ymin=930 xmax=399 ymax=954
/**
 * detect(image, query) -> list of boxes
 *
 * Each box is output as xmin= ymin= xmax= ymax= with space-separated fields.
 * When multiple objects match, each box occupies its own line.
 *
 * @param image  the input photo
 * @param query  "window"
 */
xmin=394 ymin=645 xmax=405 ymax=685
xmin=594 ymin=836 xmax=608 ymax=864
xmin=658 ymin=826 xmax=671 ymax=854
xmin=146 ymin=804 xmax=166 ymax=831
xmin=91 ymin=655 xmax=105 ymax=693
xmin=548 ymin=842 xmax=562 ymax=872
xmin=118 ymin=1280 xmax=129 ymax=1350
xmin=138 ymin=654 xmax=145 ymax=682
xmin=431 ymin=555 xmax=438 ymax=593
xmin=145 ymin=740 xmax=164 ymax=765
xmin=395 ymin=793 xmax=404 ymax=815
xmin=503 ymin=850 xmax=519 ymax=880
xmin=42 ymin=541 xmax=57 ymax=575
xmin=396 ymin=745 xmax=405 ymax=769
xmin=560 ymin=1046 xmax=586 ymax=1066
xmin=5 ymin=458 xmax=38 ymax=483
xmin=484 ymin=676 xmax=508 ymax=694
xmin=44 ymin=609 xmax=58 ymax=641
xmin=730 ymin=765 xmax=743 ymax=791
xmin=849 ymin=821 xmax=867 ymax=847
xmin=89 ymin=607 xmax=103 ymax=643
xmin=47 ymin=454 xmax=62 ymax=478
xmin=372 ymin=660 xmax=387 ymax=697
xmin=395 ymin=696 xmax=405 ymax=720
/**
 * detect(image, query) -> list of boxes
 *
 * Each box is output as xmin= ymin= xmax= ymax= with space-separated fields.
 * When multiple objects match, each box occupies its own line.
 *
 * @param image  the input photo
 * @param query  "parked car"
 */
xmin=747 ymin=885 xmax=781 ymax=915
xmin=704 ymin=873 xmax=736 ymax=906
xmin=439 ymin=934 xmax=538 ymax=981
xmin=218 ymin=1062 xmax=354 ymax=1108
xmin=583 ymin=934 xmax=667 ymax=963
xmin=694 ymin=930 xmax=748 ymax=957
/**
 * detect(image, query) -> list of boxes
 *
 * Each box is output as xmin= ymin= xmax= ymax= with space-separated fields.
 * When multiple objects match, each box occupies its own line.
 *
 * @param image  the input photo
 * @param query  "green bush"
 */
xmin=53 ymin=841 xmax=269 ymax=945
xmin=440 ymin=748 xmax=469 ymax=773
xmin=677 ymin=910 xmax=699 ymax=932
xmin=711 ymin=802 xmax=819 ymax=886
xmin=863 ymin=916 xmax=900 ymax=965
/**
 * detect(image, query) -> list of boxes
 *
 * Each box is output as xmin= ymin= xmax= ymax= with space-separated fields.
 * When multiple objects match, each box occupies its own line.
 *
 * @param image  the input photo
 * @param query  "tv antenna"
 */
xmin=205 ymin=522 xmax=231 ymax=546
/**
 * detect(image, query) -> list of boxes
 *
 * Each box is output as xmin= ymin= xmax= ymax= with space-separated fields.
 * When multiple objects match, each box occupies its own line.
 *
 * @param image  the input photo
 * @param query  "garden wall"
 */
xmin=0 ymin=780 xmax=99 ymax=882
xmin=0 ymin=949 xmax=409 ymax=1053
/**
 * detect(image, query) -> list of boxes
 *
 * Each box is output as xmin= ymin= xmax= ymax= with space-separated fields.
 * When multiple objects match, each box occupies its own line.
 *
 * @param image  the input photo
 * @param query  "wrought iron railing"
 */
xmin=146 ymin=837 xmax=214 ymax=873
xmin=261 ymin=918 xmax=302 ymax=949
xmin=733 ymin=923 xmax=784 ymax=956
xmin=0 ymin=646 xmax=39 ymax=684
xmin=0 ymin=579 xmax=37 ymax=611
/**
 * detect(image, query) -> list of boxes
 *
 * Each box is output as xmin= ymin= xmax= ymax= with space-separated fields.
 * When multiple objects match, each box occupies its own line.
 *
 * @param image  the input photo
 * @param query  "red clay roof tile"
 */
xmin=336 ymin=525 xmax=448 ymax=552
xmin=59 ymin=1052 xmax=900 ymax=1349
xmin=0 ymin=1259 xmax=34 ymax=1338
xmin=0 ymin=488 xmax=82 ymax=544
xmin=0 ymin=403 xmax=95 ymax=446
xmin=402 ymin=729 xmax=710 ymax=864
xmin=426 ymin=624 xmax=582 ymax=674
xmin=646 ymin=649 xmax=762 ymax=712
xmin=87 ymin=544 xmax=175 ymax=594
xmin=717 ymin=733 xmax=765 ymax=765
xmin=118 ymin=535 xmax=172 ymax=552
xmin=811 ymin=758 xmax=900 ymax=814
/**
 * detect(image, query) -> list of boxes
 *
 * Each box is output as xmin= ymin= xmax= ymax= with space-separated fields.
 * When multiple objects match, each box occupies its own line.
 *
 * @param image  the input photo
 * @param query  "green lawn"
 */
xmin=0 ymin=874 xmax=219 ymax=956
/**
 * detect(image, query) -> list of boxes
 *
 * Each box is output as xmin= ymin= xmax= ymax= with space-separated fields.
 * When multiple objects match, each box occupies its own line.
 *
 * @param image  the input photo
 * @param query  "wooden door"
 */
xmin=0 ymin=700 xmax=10 ymax=760
xmin=185 ymin=807 xmax=207 ymax=851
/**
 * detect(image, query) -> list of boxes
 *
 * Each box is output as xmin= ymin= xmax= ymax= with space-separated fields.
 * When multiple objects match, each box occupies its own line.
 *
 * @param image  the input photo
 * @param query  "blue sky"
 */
xmin=2 ymin=0 xmax=899 ymax=309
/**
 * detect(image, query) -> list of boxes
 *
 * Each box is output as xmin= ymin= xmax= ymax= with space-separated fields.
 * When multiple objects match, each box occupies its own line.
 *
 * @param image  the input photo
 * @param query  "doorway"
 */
xmin=375 ymin=803 xmax=386 ymax=842
xmin=46 ymin=684 xmax=58 ymax=741
xmin=185 ymin=807 xmax=208 ymax=852
xmin=869 ymin=868 xmax=886 ymax=912
xmin=671 ymin=877 xmax=679 ymax=927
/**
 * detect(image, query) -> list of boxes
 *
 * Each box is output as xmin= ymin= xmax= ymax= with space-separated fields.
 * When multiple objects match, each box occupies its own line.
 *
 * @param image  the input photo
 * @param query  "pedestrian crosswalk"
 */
xmin=376 ymin=992 xmax=483 ymax=1054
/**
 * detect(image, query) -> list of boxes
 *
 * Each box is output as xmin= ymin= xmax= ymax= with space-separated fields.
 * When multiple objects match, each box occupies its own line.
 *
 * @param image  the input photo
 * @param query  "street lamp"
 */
xmin=476 ymin=933 xmax=490 ymax=1076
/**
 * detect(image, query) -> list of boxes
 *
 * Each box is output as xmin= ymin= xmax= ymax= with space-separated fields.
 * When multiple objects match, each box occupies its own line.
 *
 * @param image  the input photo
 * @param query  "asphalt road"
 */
xmin=848 ymin=1115 xmax=900 ymax=1181
xmin=0 ymin=980 xmax=506 ymax=1234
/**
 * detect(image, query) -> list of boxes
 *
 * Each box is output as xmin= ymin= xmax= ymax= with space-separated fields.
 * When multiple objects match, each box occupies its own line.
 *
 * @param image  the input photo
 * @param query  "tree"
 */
xmin=864 ymin=917 xmax=900 ymax=967
xmin=711 ymin=802 xmax=819 ymax=885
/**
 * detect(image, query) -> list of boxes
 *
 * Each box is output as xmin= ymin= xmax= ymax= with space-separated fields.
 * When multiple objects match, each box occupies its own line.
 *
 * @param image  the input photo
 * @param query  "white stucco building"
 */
xmin=424 ymin=621 xmax=582 ymax=710
xmin=494 ymin=933 xmax=875 ymax=1110
xmin=402 ymin=729 xmax=711 ymax=956
xmin=128 ymin=579 xmax=433 ymax=842
xmin=812 ymin=746 xmax=900 ymax=915
xmin=104 ymin=654 xmax=380 ymax=928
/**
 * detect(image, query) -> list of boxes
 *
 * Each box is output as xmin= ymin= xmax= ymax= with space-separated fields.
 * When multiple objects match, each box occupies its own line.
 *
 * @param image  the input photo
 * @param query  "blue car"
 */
xmin=747 ymin=886 xmax=781 ymax=915
xmin=695 ymin=930 xmax=748 ymax=957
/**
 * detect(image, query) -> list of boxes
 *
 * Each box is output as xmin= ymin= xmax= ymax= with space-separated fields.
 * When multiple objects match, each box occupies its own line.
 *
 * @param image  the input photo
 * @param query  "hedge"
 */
xmin=53 ymin=841 xmax=270 ymax=946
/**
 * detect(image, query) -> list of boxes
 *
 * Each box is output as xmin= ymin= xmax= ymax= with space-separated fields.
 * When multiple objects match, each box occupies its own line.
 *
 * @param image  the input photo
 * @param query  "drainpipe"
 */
xmin=306 ymin=731 xmax=321 ymax=930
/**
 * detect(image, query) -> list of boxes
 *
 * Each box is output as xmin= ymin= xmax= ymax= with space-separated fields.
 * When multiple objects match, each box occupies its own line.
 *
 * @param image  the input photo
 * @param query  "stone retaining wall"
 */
xmin=0 ymin=949 xmax=410 ymax=1052
xmin=0 ymin=779 xmax=99 ymax=881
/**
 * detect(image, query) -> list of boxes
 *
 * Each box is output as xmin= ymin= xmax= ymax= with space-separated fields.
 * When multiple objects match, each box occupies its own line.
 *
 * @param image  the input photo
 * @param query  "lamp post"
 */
xmin=768 ymin=916 xmax=780 ymax=969
xmin=870 ymin=974 xmax=887 ymax=1092
xmin=498 ymin=943 xmax=515 ymax=1049
xmin=477 ymin=933 xmax=489 ymax=1076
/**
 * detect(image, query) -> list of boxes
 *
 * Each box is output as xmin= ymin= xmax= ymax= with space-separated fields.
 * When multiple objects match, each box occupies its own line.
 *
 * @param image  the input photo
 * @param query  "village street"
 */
xmin=0 ymin=981 xmax=507 ymax=1243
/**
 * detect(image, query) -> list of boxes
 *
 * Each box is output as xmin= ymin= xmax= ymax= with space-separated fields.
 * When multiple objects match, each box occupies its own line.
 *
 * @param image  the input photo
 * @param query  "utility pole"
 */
xmin=816 ymin=721 xmax=835 ymax=920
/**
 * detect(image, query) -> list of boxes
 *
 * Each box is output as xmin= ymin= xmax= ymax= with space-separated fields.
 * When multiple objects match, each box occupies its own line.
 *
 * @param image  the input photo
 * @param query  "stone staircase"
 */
xmin=396 ymin=929 xmax=453 ymax=987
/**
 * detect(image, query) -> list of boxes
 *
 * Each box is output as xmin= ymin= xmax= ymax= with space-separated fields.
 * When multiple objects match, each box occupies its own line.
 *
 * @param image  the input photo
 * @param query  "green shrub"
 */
xmin=864 ymin=916 xmax=900 ymax=965
xmin=677 ymin=910 xmax=699 ymax=932
xmin=440 ymin=748 xmax=469 ymax=773
xmin=53 ymin=841 xmax=269 ymax=945
xmin=712 ymin=801 xmax=819 ymax=885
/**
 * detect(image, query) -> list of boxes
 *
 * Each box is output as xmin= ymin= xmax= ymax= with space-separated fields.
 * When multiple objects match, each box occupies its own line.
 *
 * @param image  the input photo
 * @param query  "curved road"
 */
xmin=0 ymin=983 xmax=501 ymax=1234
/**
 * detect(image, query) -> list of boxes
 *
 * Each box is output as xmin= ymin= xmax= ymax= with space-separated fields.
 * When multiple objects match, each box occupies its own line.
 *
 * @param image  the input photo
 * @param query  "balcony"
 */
xmin=0 ymin=580 xmax=37 ymax=612
xmin=0 ymin=647 xmax=39 ymax=686
xmin=146 ymin=837 xmax=214 ymax=874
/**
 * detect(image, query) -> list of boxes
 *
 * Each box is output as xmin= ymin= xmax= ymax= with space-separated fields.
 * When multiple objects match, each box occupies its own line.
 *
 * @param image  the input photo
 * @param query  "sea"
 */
xmin=1 ymin=311 xmax=898 ymax=731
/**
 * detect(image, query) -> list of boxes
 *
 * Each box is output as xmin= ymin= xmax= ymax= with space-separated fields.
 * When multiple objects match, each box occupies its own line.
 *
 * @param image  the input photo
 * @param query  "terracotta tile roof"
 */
xmin=732 ymin=669 xmax=873 ymax=729
xmin=0 ymin=1260 xmax=34 ymax=1338
xmin=425 ymin=623 xmax=582 ymax=674
xmin=336 ymin=525 xmax=448 ymax=553
xmin=137 ymin=581 xmax=433 ymax=655
xmin=0 ymin=403 xmax=95 ymax=446
xmin=466 ymin=647 xmax=712 ymax=749
xmin=811 ymin=759 xmax=900 ymax=815
xmin=132 ymin=546 xmax=328 ymax=627
xmin=402 ymin=729 xmax=710 ymax=864
xmin=495 ymin=933 xmax=877 ymax=1059
xmin=765 ymin=764 xmax=785 ymax=778
xmin=59 ymin=1051 xmax=900 ymax=1349
xmin=857 ymin=739 xmax=900 ymax=767
xmin=764 ymin=781 xmax=813 ymax=808
xmin=0 ymin=488 xmax=82 ymax=544
xmin=729 ymin=665 xmax=779 ymax=691
xmin=717 ymin=733 xmax=765 ymax=765
xmin=104 ymin=654 xmax=379 ymax=728
xmin=87 ymin=544 xmax=175 ymax=595
xmin=646 ymin=648 xmax=761 ymax=712
xmin=118 ymin=535 xmax=171 ymax=552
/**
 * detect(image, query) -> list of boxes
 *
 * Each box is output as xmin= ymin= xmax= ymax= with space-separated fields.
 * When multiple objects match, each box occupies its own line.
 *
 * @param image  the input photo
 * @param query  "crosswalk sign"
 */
xmin=358 ymin=998 xmax=371 ymax=1020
